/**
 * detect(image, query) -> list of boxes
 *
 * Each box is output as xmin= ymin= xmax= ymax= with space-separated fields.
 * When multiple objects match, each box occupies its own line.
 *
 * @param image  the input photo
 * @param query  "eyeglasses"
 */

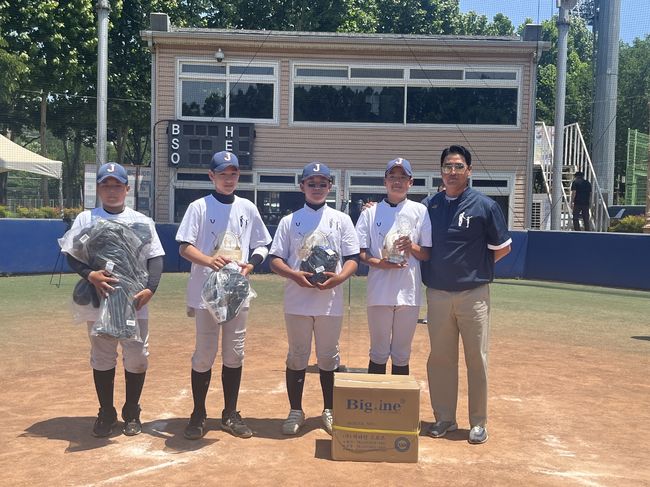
xmin=441 ymin=163 xmax=468 ymax=174
xmin=386 ymin=175 xmax=411 ymax=182
xmin=306 ymin=182 xmax=329 ymax=189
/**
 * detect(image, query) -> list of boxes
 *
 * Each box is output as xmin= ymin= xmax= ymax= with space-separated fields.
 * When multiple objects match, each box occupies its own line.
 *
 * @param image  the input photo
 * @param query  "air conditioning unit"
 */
xmin=531 ymin=194 xmax=551 ymax=230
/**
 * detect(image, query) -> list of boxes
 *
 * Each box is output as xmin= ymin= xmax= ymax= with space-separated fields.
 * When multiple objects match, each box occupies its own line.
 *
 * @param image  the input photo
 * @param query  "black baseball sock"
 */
xmin=368 ymin=360 xmax=387 ymax=374
xmin=191 ymin=368 xmax=211 ymax=418
xmin=319 ymin=368 xmax=339 ymax=410
xmin=222 ymin=365 xmax=242 ymax=415
xmin=391 ymin=364 xmax=409 ymax=375
xmin=93 ymin=368 xmax=116 ymax=412
xmin=123 ymin=371 xmax=145 ymax=419
xmin=286 ymin=368 xmax=307 ymax=410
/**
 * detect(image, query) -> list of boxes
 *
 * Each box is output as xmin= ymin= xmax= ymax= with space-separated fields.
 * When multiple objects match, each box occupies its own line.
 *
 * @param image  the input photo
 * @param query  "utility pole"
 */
xmin=96 ymin=0 xmax=110 ymax=167
xmin=592 ymin=0 xmax=621 ymax=205
xmin=40 ymin=91 xmax=49 ymax=206
xmin=551 ymin=1 xmax=576 ymax=230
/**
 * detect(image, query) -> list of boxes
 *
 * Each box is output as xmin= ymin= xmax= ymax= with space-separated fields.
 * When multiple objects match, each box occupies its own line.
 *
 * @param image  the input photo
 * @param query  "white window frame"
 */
xmin=177 ymin=58 xmax=280 ymax=124
xmin=290 ymin=61 xmax=522 ymax=129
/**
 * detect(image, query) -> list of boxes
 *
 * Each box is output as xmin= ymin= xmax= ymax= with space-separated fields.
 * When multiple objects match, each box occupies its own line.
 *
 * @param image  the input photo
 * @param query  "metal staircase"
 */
xmin=534 ymin=122 xmax=610 ymax=231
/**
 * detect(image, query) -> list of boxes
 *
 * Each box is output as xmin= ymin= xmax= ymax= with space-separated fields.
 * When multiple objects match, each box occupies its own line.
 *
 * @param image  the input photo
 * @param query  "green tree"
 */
xmin=616 ymin=35 xmax=650 ymax=194
xmin=0 ymin=0 xmax=99 ymax=202
xmin=532 ymin=16 xmax=595 ymax=148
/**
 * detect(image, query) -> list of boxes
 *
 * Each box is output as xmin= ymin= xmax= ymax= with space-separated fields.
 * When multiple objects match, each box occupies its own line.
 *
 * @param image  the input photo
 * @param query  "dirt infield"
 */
xmin=0 ymin=275 xmax=648 ymax=486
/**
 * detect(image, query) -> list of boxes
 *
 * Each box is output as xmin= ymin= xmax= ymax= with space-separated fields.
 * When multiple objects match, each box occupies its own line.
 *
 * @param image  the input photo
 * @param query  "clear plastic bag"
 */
xmin=59 ymin=218 xmax=151 ymax=338
xmin=300 ymin=246 xmax=339 ymax=284
xmin=90 ymin=285 xmax=142 ymax=342
xmin=201 ymin=262 xmax=256 ymax=323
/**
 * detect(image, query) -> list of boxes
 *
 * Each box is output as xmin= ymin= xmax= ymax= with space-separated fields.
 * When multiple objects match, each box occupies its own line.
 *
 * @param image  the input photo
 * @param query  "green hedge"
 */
xmin=608 ymin=215 xmax=646 ymax=233
xmin=0 ymin=206 xmax=83 ymax=220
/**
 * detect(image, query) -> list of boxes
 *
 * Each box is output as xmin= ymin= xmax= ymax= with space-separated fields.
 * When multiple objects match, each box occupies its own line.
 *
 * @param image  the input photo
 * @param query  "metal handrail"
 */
xmin=534 ymin=121 xmax=610 ymax=232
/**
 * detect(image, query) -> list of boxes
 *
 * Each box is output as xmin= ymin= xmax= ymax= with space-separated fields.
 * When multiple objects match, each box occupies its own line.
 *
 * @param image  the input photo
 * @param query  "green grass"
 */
xmin=1 ymin=273 xmax=648 ymax=354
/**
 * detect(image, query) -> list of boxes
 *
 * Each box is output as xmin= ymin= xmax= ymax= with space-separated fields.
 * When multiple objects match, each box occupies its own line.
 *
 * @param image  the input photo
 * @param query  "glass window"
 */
xmin=407 ymin=87 xmax=518 ymax=125
xmin=229 ymin=82 xmax=274 ymax=119
xmin=230 ymin=66 xmax=274 ymax=76
xmin=258 ymin=191 xmax=304 ymax=225
xmin=182 ymin=81 xmax=226 ymax=117
xmin=296 ymin=67 xmax=348 ymax=78
xmin=259 ymin=174 xmax=296 ymax=184
xmin=410 ymin=69 xmax=462 ymax=80
xmin=350 ymin=68 xmax=404 ymax=79
xmin=294 ymin=85 xmax=404 ymax=123
xmin=179 ymin=62 xmax=276 ymax=121
xmin=472 ymin=179 xmax=509 ymax=187
xmin=182 ymin=64 xmax=226 ymax=75
xmin=466 ymin=71 xmax=516 ymax=80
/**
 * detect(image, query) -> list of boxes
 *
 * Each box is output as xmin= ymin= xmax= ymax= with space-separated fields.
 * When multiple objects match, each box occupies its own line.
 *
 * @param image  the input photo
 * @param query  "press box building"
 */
xmin=142 ymin=14 xmax=546 ymax=228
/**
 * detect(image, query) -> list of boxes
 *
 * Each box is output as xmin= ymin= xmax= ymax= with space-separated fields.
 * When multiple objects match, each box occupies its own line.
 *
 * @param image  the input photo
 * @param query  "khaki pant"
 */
xmin=426 ymin=285 xmax=490 ymax=427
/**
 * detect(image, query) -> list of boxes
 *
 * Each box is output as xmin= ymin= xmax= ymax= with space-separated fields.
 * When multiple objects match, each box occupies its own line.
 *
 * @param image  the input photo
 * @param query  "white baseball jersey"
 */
xmin=176 ymin=194 xmax=272 ymax=309
xmin=355 ymin=199 xmax=432 ymax=306
xmin=65 ymin=206 xmax=165 ymax=319
xmin=270 ymin=204 xmax=360 ymax=316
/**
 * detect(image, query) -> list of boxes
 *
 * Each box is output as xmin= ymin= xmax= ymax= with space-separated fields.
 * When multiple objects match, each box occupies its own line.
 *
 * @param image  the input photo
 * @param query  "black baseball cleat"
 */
xmin=121 ymin=403 xmax=142 ymax=436
xmin=221 ymin=410 xmax=253 ymax=438
xmin=92 ymin=407 xmax=118 ymax=438
xmin=184 ymin=412 xmax=207 ymax=440
xmin=122 ymin=403 xmax=142 ymax=436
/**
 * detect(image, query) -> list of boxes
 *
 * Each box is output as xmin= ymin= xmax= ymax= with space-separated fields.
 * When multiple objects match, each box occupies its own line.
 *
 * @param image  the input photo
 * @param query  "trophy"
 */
xmin=212 ymin=230 xmax=243 ymax=262
xmin=383 ymin=216 xmax=412 ymax=265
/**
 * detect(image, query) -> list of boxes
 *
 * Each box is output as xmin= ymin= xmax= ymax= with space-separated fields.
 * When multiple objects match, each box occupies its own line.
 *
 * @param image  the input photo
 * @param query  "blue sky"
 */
xmin=460 ymin=0 xmax=649 ymax=43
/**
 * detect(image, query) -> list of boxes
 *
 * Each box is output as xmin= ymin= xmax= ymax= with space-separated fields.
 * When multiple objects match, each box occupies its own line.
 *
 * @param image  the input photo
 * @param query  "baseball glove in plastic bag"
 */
xmin=300 ymin=246 xmax=339 ymax=284
xmin=59 ymin=218 xmax=151 ymax=337
xmin=91 ymin=285 xmax=142 ymax=342
xmin=201 ymin=263 xmax=256 ymax=323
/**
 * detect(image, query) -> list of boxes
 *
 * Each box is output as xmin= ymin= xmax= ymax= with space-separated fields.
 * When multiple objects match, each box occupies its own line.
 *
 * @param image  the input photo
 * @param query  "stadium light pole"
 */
xmin=551 ymin=0 xmax=577 ymax=230
xmin=96 ymin=0 xmax=110 ymax=167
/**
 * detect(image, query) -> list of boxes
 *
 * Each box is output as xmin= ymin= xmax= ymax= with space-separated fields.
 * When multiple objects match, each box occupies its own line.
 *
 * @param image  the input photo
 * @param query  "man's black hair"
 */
xmin=440 ymin=145 xmax=472 ymax=166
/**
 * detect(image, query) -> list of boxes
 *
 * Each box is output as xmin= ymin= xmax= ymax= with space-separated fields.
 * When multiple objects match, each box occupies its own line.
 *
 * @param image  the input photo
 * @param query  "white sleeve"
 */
xmin=176 ymin=202 xmax=200 ymax=245
xmin=269 ymin=217 xmax=290 ymax=260
xmin=355 ymin=208 xmax=370 ymax=249
xmin=147 ymin=219 xmax=166 ymax=258
xmin=417 ymin=207 xmax=432 ymax=247
xmin=249 ymin=206 xmax=272 ymax=248
xmin=340 ymin=215 xmax=361 ymax=257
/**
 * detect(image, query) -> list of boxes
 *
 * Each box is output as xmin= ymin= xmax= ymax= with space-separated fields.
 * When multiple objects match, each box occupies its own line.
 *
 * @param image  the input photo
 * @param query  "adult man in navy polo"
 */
xmin=421 ymin=145 xmax=512 ymax=444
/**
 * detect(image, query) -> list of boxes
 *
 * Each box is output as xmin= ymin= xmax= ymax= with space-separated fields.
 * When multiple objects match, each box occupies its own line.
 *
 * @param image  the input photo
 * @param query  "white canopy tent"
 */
xmin=0 ymin=134 xmax=64 ymax=209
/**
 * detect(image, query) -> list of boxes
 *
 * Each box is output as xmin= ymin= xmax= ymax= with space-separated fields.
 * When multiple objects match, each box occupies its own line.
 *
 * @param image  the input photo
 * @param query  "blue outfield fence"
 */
xmin=1 ymin=219 xmax=649 ymax=291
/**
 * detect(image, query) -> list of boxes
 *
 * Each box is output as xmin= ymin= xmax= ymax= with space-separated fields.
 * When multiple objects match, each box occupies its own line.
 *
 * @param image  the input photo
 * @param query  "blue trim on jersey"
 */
xmin=421 ymin=187 xmax=511 ymax=291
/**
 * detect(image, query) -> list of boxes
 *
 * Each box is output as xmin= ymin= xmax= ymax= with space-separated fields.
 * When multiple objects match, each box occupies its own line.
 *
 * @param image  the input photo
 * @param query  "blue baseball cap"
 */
xmin=301 ymin=161 xmax=332 ymax=182
xmin=210 ymin=151 xmax=239 ymax=172
xmin=385 ymin=157 xmax=412 ymax=177
xmin=97 ymin=163 xmax=128 ymax=184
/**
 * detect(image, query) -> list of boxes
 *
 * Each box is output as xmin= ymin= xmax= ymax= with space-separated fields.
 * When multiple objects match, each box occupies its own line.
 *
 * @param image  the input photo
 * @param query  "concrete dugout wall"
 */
xmin=1 ymin=220 xmax=649 ymax=291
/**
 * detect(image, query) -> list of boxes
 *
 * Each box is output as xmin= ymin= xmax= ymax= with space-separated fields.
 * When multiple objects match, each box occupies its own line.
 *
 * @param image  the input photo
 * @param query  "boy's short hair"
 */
xmin=440 ymin=145 xmax=472 ymax=167
xmin=97 ymin=163 xmax=128 ymax=184
xmin=210 ymin=151 xmax=239 ymax=172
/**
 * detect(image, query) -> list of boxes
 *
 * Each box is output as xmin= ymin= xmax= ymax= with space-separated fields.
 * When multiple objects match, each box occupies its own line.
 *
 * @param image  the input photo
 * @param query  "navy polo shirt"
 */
xmin=421 ymin=187 xmax=511 ymax=292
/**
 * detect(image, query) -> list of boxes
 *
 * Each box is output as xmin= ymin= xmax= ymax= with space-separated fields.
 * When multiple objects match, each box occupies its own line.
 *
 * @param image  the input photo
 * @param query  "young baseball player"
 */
xmin=355 ymin=158 xmax=431 ymax=375
xmin=64 ymin=162 xmax=165 ymax=437
xmin=269 ymin=162 xmax=360 ymax=436
xmin=176 ymin=151 xmax=271 ymax=440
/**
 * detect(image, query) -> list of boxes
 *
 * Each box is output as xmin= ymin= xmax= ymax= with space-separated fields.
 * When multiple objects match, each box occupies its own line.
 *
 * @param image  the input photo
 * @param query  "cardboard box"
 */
xmin=331 ymin=373 xmax=420 ymax=463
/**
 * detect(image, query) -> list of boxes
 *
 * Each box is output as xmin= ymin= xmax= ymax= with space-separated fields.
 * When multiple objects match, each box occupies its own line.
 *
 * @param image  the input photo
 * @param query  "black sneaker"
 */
xmin=122 ymin=403 xmax=142 ymax=436
xmin=221 ymin=410 xmax=252 ymax=438
xmin=92 ymin=407 xmax=118 ymax=438
xmin=184 ymin=412 xmax=207 ymax=440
